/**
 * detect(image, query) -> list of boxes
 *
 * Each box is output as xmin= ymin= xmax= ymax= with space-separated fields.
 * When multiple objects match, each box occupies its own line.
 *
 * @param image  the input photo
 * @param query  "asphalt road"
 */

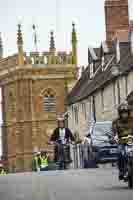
xmin=0 ymin=167 xmax=133 ymax=200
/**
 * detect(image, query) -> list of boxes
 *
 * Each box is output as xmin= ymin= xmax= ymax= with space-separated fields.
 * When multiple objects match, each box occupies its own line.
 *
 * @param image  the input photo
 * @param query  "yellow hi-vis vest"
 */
xmin=0 ymin=169 xmax=6 ymax=175
xmin=41 ymin=157 xmax=48 ymax=168
xmin=33 ymin=156 xmax=40 ymax=171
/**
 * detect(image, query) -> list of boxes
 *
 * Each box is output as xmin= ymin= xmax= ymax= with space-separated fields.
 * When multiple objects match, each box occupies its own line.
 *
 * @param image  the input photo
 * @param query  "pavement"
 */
xmin=0 ymin=167 xmax=133 ymax=200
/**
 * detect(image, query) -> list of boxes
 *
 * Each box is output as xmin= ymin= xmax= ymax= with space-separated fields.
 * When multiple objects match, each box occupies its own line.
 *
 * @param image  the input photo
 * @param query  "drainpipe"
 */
xmin=92 ymin=95 xmax=96 ymax=122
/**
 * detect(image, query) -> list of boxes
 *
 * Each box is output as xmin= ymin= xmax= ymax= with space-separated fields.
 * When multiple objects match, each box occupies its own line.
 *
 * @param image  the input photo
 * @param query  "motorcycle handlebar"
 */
xmin=48 ymin=141 xmax=76 ymax=145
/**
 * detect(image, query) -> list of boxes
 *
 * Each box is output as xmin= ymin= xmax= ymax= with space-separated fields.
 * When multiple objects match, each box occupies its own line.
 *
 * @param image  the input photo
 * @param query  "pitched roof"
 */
xmin=88 ymin=47 xmax=98 ymax=60
xmin=94 ymin=48 xmax=101 ymax=58
xmin=66 ymin=42 xmax=133 ymax=105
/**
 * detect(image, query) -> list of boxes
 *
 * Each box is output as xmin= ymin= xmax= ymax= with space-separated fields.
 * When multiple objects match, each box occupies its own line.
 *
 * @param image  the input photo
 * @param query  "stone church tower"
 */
xmin=105 ymin=0 xmax=129 ymax=44
xmin=0 ymin=24 xmax=78 ymax=172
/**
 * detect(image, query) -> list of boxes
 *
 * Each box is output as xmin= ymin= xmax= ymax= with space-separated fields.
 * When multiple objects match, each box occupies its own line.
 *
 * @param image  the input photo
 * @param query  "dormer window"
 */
xmin=90 ymin=62 xmax=94 ymax=79
xmin=116 ymin=40 xmax=120 ymax=63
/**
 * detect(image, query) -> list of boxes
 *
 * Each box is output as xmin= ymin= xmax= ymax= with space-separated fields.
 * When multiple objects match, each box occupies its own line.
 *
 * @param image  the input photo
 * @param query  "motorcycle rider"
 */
xmin=112 ymin=101 xmax=133 ymax=180
xmin=50 ymin=114 xmax=75 ymax=163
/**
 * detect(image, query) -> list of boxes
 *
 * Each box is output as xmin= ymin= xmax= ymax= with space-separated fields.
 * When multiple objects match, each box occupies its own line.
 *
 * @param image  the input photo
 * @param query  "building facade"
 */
xmin=66 ymin=0 xmax=133 ymax=139
xmin=0 ymin=24 xmax=78 ymax=172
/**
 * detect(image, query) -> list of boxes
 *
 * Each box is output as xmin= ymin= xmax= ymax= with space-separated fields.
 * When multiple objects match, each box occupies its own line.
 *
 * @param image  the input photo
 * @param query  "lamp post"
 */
xmin=111 ymin=64 xmax=122 ymax=105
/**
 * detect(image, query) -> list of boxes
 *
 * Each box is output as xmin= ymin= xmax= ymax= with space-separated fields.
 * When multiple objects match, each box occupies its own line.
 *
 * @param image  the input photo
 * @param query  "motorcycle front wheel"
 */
xmin=128 ymin=160 xmax=133 ymax=189
xmin=128 ymin=157 xmax=133 ymax=189
xmin=58 ymin=161 xmax=65 ymax=170
xmin=128 ymin=175 xmax=133 ymax=189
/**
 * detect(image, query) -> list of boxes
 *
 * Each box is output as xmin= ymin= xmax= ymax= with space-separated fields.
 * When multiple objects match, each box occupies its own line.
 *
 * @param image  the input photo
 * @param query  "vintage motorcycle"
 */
xmin=56 ymin=139 xmax=72 ymax=170
xmin=114 ymin=135 xmax=133 ymax=189
xmin=117 ymin=135 xmax=133 ymax=189
xmin=49 ymin=139 xmax=72 ymax=170
xmin=126 ymin=135 xmax=133 ymax=189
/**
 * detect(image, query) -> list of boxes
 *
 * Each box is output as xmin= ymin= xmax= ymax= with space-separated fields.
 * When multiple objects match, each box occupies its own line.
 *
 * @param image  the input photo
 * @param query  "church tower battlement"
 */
xmin=16 ymin=23 xmax=77 ymax=66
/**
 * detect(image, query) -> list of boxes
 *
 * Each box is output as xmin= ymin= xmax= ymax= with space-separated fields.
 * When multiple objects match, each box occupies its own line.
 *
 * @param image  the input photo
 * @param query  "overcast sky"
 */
xmin=0 ymin=0 xmax=132 ymax=66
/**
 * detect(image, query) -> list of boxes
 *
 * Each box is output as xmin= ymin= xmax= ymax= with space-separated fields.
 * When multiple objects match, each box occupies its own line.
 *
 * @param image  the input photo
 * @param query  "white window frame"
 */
xmin=125 ymin=75 xmax=128 ymax=97
xmin=101 ymin=89 xmax=104 ymax=111
xmin=90 ymin=62 xmax=94 ymax=79
xmin=116 ymin=40 xmax=120 ymax=63
xmin=113 ymin=81 xmax=117 ymax=106
xmin=74 ymin=106 xmax=78 ymax=125
xmin=101 ymin=56 xmax=105 ymax=71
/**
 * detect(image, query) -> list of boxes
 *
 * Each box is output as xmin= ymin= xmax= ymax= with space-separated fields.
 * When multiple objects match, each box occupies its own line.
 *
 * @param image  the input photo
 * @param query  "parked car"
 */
xmin=90 ymin=121 xmax=119 ymax=164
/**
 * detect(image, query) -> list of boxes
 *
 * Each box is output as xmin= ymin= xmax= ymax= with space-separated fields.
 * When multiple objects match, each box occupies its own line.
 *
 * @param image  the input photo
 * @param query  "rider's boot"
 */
xmin=119 ymin=170 xmax=124 ymax=180
xmin=123 ymin=172 xmax=128 ymax=182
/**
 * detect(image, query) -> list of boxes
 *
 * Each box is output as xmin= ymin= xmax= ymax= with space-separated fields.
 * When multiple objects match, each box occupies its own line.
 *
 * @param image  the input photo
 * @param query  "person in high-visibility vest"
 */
xmin=0 ymin=164 xmax=6 ymax=175
xmin=32 ymin=152 xmax=41 ymax=172
xmin=40 ymin=151 xmax=48 ymax=171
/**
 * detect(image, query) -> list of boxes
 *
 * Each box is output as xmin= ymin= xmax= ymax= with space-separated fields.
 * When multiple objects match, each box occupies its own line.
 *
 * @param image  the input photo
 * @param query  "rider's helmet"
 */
xmin=57 ymin=113 xmax=65 ymax=123
xmin=57 ymin=113 xmax=65 ymax=121
xmin=128 ymin=135 xmax=133 ymax=145
xmin=57 ymin=113 xmax=66 ymax=129
xmin=117 ymin=101 xmax=130 ymax=115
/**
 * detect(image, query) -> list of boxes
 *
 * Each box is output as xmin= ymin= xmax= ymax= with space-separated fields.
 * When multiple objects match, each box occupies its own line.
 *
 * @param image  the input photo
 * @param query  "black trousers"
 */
xmin=54 ymin=145 xmax=58 ymax=162
xmin=54 ymin=144 xmax=71 ymax=162
xmin=118 ymin=144 xmax=127 ymax=175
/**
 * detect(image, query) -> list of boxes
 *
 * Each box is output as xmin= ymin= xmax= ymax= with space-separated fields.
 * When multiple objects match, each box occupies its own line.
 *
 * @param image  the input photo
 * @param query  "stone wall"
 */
xmin=68 ymin=71 xmax=133 ymax=139
xmin=0 ymin=60 xmax=77 ymax=172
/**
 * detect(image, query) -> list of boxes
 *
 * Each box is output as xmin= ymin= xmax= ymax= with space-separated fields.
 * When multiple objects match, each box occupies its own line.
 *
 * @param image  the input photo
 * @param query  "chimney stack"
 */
xmin=105 ymin=0 xmax=129 ymax=47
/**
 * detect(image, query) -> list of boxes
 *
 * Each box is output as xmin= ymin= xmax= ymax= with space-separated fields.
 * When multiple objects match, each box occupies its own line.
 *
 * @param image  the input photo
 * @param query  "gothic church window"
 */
xmin=43 ymin=89 xmax=56 ymax=112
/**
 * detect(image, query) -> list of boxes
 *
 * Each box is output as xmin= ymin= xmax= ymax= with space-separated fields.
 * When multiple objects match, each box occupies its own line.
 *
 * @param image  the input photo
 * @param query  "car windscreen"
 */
xmin=91 ymin=123 xmax=113 ymax=146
